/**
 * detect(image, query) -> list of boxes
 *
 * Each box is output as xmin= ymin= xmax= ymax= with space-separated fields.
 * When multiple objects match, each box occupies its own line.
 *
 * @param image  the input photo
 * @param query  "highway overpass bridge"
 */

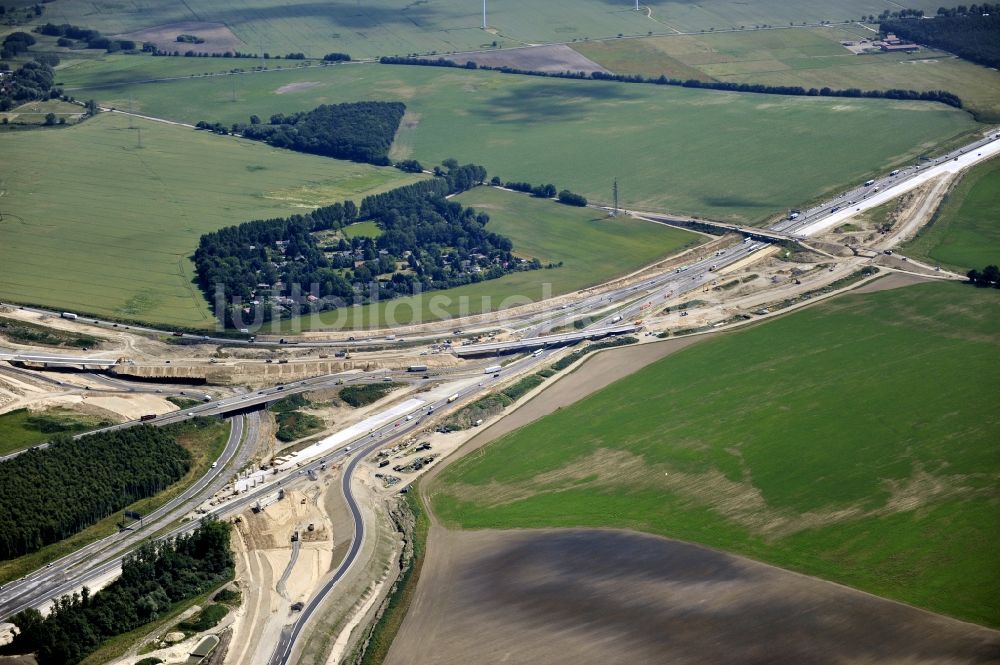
xmin=3 ymin=353 xmax=121 ymax=370
xmin=633 ymin=213 xmax=795 ymax=243
xmin=454 ymin=324 xmax=641 ymax=357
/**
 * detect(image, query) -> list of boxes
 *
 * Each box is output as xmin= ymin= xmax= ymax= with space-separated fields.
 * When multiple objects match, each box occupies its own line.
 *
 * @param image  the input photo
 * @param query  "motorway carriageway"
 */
xmin=774 ymin=130 xmax=1000 ymax=236
xmin=0 ymin=412 xmax=258 ymax=619
xmin=0 ymin=352 xmax=536 ymax=620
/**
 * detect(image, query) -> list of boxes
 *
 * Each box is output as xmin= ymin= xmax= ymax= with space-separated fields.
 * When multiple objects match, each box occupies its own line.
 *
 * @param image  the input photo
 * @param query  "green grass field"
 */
xmin=0 ymin=112 xmax=421 ymax=327
xmin=342 ymin=220 xmax=383 ymax=239
xmin=574 ymin=25 xmax=1000 ymax=122
xmin=276 ymin=187 xmax=699 ymax=330
xmin=433 ymin=281 xmax=1000 ymax=627
xmin=0 ymin=408 xmax=113 ymax=456
xmin=66 ymin=63 xmax=977 ymax=224
xmin=32 ymin=0 xmax=943 ymax=60
xmin=902 ymin=157 xmax=1000 ymax=272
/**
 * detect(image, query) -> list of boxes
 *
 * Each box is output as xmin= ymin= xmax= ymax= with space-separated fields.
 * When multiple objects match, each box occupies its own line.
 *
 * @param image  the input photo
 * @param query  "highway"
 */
xmin=0 ymin=412 xmax=257 ymax=619
xmin=2 ymin=121 xmax=997 ymax=659
xmin=265 ymin=348 xmax=552 ymax=664
xmin=773 ymin=130 xmax=1000 ymax=237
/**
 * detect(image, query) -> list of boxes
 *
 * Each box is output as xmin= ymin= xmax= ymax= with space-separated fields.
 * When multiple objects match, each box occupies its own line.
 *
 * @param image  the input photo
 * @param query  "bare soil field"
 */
xmin=851 ymin=272 xmax=934 ymax=295
xmin=386 ymin=528 xmax=1000 ymax=665
xmin=456 ymin=44 xmax=609 ymax=74
xmin=114 ymin=22 xmax=244 ymax=54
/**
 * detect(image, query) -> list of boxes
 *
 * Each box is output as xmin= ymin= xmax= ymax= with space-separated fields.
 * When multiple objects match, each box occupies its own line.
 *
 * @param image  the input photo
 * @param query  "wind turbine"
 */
xmin=482 ymin=0 xmax=487 ymax=29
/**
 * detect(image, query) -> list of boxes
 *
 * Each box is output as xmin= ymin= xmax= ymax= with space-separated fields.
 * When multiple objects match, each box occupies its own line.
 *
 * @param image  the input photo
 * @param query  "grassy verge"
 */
xmin=0 ymin=418 xmax=230 ymax=585
xmin=0 ymin=407 xmax=114 ymax=456
xmin=901 ymin=156 xmax=1000 ymax=272
xmin=339 ymin=383 xmax=402 ymax=408
xmin=0 ymin=315 xmax=101 ymax=348
xmin=351 ymin=491 xmax=429 ymax=665
xmin=443 ymin=374 xmax=546 ymax=431
xmin=433 ymin=282 xmax=1000 ymax=627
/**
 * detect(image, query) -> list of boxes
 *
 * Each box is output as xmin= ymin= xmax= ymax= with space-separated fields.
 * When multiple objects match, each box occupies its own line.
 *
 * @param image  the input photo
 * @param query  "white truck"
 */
xmin=447 ymin=394 xmax=459 ymax=403
xmin=484 ymin=365 xmax=502 ymax=374
xmin=610 ymin=315 xmax=623 ymax=323
xmin=60 ymin=312 xmax=78 ymax=320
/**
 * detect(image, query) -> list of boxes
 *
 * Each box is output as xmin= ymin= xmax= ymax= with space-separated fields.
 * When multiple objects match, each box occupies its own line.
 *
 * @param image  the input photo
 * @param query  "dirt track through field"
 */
xmin=386 ymin=528 xmax=1000 ymax=665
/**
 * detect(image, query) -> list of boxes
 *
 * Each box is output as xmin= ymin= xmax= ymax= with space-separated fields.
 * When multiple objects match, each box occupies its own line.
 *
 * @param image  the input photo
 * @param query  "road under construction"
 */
xmin=0 ymin=127 xmax=996 ymax=665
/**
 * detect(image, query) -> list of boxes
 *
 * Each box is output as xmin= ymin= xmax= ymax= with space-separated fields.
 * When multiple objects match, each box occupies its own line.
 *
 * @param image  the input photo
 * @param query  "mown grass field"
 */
xmin=432 ymin=282 xmax=1000 ymax=627
xmin=277 ymin=187 xmax=699 ymax=330
xmin=67 ymin=63 xmax=977 ymax=223
xmin=0 ymin=112 xmax=421 ymax=327
xmin=32 ymin=0 xmax=944 ymax=60
xmin=0 ymin=417 xmax=230 ymax=585
xmin=0 ymin=408 xmax=112 ymax=457
xmin=902 ymin=157 xmax=1000 ymax=272
xmin=574 ymin=25 xmax=1000 ymax=122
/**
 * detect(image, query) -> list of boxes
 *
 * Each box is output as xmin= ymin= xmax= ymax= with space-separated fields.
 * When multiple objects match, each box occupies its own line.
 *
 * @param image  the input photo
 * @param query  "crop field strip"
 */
xmin=432 ymin=282 xmax=1000 ymax=627
xmin=573 ymin=24 xmax=1000 ymax=122
xmin=0 ymin=112 xmax=422 ymax=326
xmin=65 ymin=62 xmax=978 ymax=224
xmin=35 ymin=0 xmax=945 ymax=59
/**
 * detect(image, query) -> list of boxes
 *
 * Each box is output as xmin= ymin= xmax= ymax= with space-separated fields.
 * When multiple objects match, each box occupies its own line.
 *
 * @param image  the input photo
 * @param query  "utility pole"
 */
xmin=232 ymin=76 xmax=237 ymax=102
xmin=612 ymin=178 xmax=620 ymax=217
xmin=136 ymin=126 xmax=142 ymax=149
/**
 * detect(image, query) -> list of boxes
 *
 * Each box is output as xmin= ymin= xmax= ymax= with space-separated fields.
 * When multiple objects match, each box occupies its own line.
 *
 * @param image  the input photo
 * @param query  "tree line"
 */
xmin=3 ymin=519 xmax=233 ymax=665
xmin=500 ymin=179 xmax=587 ymax=206
xmin=0 ymin=423 xmax=195 ymax=560
xmin=881 ymin=7 xmax=1000 ymax=70
xmin=193 ymin=161 xmax=541 ymax=326
xmin=34 ymin=22 xmax=136 ymax=52
xmin=378 ymin=56 xmax=963 ymax=110
xmin=966 ymin=264 xmax=1000 ymax=287
xmin=0 ymin=59 xmax=58 ymax=112
xmin=197 ymin=101 xmax=406 ymax=166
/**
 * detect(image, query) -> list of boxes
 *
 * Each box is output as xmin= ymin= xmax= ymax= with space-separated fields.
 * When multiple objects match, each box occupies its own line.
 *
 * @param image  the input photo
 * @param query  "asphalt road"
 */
xmin=0 ymin=412 xmax=255 ymax=619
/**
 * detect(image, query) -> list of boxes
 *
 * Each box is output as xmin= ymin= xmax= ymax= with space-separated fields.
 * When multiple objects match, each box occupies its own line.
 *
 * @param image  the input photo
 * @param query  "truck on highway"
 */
xmin=139 ymin=414 xmax=156 ymax=421
xmin=484 ymin=365 xmax=502 ymax=374
xmin=60 ymin=312 xmax=78 ymax=320
xmin=610 ymin=315 xmax=623 ymax=323
xmin=447 ymin=394 xmax=459 ymax=403
xmin=864 ymin=179 xmax=876 ymax=187
xmin=407 ymin=365 xmax=428 ymax=373
xmin=532 ymin=349 xmax=544 ymax=357
xmin=890 ymin=169 xmax=900 ymax=176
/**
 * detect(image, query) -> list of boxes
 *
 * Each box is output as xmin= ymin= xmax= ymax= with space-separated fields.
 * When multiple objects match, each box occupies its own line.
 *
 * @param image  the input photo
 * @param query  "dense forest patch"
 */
xmin=0 ymin=422 xmax=198 ymax=559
